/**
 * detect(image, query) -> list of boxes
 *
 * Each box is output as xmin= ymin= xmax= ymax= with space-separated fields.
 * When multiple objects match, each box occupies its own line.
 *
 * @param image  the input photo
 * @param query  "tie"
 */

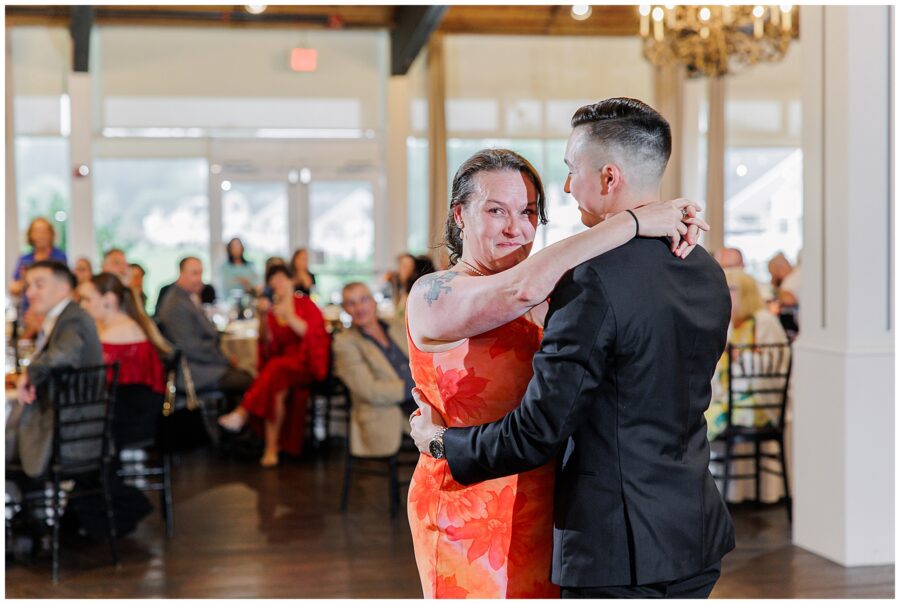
xmin=35 ymin=328 xmax=47 ymax=353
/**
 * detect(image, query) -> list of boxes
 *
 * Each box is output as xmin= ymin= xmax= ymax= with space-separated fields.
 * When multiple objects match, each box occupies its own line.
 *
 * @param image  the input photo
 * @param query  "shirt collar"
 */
xmin=41 ymin=296 xmax=72 ymax=336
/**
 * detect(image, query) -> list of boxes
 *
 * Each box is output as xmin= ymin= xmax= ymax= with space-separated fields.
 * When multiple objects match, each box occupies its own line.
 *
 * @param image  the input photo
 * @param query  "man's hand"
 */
xmin=409 ymin=387 xmax=447 ymax=456
xmin=17 ymin=372 xmax=35 ymax=405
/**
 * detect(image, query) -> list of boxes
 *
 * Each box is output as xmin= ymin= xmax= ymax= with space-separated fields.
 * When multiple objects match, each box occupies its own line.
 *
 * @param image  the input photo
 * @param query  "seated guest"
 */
xmin=10 ymin=217 xmax=68 ymax=316
xmin=767 ymin=252 xmax=793 ymax=291
xmin=8 ymin=262 xmax=154 ymax=538
xmin=706 ymin=268 xmax=790 ymax=441
xmin=383 ymin=254 xmax=416 ymax=313
xmin=156 ymin=257 xmax=252 ymax=407
xmin=101 ymin=248 xmax=131 ymax=284
xmin=10 ymin=261 xmax=102 ymax=478
xmin=78 ymin=273 xmax=171 ymax=448
xmin=713 ymin=247 xmax=745 ymax=269
xmin=260 ymin=256 xmax=287 ymax=302
xmin=222 ymin=237 xmax=260 ymax=296
xmin=155 ymin=275 xmax=217 ymax=316
xmin=290 ymin=248 xmax=316 ymax=296
xmin=129 ymin=263 xmax=149 ymax=311
xmin=332 ymin=282 xmax=415 ymax=459
xmin=218 ymin=265 xmax=330 ymax=467
xmin=73 ymin=257 xmax=94 ymax=286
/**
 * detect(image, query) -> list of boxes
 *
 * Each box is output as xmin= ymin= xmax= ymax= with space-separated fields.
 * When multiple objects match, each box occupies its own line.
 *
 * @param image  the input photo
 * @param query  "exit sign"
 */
xmin=290 ymin=48 xmax=318 ymax=72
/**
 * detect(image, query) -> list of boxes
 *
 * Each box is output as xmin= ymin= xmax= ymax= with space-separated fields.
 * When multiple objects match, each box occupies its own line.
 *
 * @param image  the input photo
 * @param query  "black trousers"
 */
xmin=561 ymin=561 xmax=722 ymax=599
xmin=218 ymin=366 xmax=254 ymax=409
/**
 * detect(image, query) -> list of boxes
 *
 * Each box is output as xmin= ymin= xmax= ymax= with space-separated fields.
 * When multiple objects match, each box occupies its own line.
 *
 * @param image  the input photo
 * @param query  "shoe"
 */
xmin=218 ymin=411 xmax=246 ymax=433
xmin=260 ymin=451 xmax=279 ymax=468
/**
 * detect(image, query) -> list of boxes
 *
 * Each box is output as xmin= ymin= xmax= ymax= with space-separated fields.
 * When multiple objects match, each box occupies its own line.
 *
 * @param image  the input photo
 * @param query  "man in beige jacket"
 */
xmin=333 ymin=282 xmax=414 ymax=458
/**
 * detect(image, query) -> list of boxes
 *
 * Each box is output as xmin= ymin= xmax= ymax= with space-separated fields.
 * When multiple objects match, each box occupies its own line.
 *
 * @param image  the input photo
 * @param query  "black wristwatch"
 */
xmin=429 ymin=427 xmax=448 ymax=460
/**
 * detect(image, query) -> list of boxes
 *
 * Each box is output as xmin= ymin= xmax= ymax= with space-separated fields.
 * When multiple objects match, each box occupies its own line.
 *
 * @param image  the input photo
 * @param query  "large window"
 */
xmin=309 ymin=180 xmax=375 ymax=304
xmin=724 ymin=43 xmax=803 ymax=281
xmin=724 ymin=148 xmax=803 ymax=280
xmin=14 ymin=137 xmax=70 ymax=254
xmin=221 ymin=180 xmax=289 ymax=280
xmin=93 ymin=158 xmax=209 ymax=312
xmin=407 ymin=138 xmax=430 ymax=254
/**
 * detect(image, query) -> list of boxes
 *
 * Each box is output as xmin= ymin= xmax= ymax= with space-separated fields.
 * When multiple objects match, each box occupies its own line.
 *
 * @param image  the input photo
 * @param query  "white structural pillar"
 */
xmin=386 ymin=74 xmax=411 ymax=264
xmin=793 ymin=6 xmax=894 ymax=567
xmin=67 ymin=72 xmax=95 ymax=264
xmin=6 ymin=32 xmax=20 ymax=280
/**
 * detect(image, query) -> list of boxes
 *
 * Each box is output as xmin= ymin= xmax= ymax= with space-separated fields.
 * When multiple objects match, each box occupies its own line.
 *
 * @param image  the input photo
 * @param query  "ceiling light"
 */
xmin=245 ymin=4 xmax=267 ymax=15
xmin=571 ymin=5 xmax=592 ymax=21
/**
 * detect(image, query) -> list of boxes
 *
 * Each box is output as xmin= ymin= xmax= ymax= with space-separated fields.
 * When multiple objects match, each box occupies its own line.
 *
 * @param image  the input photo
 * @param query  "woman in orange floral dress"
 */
xmin=405 ymin=149 xmax=704 ymax=598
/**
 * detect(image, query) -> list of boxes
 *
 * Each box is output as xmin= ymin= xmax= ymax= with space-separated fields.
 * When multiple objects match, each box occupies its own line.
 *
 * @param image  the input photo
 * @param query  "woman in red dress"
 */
xmin=78 ymin=272 xmax=171 ymax=448
xmin=218 ymin=264 xmax=330 ymax=467
xmin=405 ymin=149 xmax=705 ymax=598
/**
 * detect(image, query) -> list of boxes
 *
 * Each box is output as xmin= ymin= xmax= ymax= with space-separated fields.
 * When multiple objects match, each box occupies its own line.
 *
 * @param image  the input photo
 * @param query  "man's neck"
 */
xmin=613 ymin=190 xmax=662 ymax=213
xmin=357 ymin=319 xmax=383 ymax=335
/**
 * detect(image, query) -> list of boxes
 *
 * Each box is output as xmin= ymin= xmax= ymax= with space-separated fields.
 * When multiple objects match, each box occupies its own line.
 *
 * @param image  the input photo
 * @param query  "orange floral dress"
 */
xmin=407 ymin=316 xmax=558 ymax=599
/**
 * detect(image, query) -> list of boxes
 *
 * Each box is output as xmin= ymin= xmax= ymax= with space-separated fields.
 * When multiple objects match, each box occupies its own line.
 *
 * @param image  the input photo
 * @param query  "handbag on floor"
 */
xmin=159 ymin=356 xmax=211 ymax=452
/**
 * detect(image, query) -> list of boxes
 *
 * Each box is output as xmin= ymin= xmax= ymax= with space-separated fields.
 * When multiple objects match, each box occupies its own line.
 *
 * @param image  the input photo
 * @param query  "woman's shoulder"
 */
xmin=101 ymin=318 xmax=149 ymax=345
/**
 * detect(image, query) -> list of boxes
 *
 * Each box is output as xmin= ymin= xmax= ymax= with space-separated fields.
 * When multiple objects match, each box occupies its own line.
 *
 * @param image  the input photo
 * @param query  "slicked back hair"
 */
xmin=570 ymin=97 xmax=672 ymax=183
xmin=444 ymin=148 xmax=547 ymax=266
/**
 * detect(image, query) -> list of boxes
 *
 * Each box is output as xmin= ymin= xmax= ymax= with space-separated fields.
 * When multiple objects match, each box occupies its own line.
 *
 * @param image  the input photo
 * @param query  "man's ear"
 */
xmin=600 ymin=164 xmax=622 ymax=196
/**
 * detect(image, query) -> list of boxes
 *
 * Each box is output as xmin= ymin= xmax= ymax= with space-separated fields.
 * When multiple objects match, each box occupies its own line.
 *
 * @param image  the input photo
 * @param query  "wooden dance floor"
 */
xmin=6 ymin=448 xmax=894 ymax=598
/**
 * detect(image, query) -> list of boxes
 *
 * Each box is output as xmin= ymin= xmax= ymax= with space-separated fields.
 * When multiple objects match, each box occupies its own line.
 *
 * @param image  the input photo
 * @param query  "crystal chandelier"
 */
xmin=639 ymin=5 xmax=796 ymax=78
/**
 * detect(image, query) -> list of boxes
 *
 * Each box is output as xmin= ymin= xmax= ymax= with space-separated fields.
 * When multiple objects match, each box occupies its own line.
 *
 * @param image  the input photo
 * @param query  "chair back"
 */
xmin=726 ymin=342 xmax=792 ymax=431
xmin=49 ymin=363 xmax=120 ymax=475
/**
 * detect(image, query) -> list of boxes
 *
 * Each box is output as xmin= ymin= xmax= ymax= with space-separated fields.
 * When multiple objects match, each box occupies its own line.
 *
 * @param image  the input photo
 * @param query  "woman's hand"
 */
xmin=632 ymin=199 xmax=709 ymax=258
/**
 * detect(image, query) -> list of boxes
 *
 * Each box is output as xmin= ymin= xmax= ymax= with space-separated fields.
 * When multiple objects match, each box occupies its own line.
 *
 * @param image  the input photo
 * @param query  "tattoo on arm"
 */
xmin=419 ymin=272 xmax=458 ymax=306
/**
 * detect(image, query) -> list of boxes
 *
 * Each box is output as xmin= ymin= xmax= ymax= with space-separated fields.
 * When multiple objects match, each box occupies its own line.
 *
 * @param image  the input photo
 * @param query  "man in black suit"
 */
xmin=410 ymin=98 xmax=734 ymax=598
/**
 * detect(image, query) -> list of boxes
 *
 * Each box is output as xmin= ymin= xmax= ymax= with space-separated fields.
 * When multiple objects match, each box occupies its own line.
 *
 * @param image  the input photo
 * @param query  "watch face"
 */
xmin=429 ymin=439 xmax=444 ymax=459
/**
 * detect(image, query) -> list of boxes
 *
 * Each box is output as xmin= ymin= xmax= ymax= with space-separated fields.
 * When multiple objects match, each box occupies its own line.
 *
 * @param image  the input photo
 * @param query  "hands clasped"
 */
xmin=632 ymin=199 xmax=710 ymax=259
xmin=409 ymin=387 xmax=446 ymax=457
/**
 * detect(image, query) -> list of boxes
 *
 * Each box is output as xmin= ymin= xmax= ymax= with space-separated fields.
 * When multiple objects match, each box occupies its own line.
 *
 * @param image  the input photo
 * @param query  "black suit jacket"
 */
xmin=444 ymin=238 xmax=735 ymax=588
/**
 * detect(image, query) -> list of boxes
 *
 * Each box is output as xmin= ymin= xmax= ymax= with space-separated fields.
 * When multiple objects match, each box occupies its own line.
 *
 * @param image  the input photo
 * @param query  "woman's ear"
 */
xmin=453 ymin=205 xmax=464 ymax=230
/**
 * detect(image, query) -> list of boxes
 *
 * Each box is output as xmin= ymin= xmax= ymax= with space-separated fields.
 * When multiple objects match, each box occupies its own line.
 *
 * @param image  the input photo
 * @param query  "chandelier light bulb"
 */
xmin=779 ymin=4 xmax=792 ymax=13
xmin=699 ymin=7 xmax=711 ymax=21
xmin=571 ymin=5 xmax=592 ymax=20
xmin=652 ymin=7 xmax=665 ymax=22
xmin=752 ymin=5 xmax=765 ymax=18
xmin=639 ymin=5 xmax=651 ymax=16
xmin=221 ymin=180 xmax=232 ymax=192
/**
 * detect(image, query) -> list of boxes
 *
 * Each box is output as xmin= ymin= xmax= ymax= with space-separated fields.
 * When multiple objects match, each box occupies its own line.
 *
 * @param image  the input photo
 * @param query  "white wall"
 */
xmin=442 ymin=35 xmax=654 ymax=137
xmin=793 ymin=5 xmax=894 ymax=567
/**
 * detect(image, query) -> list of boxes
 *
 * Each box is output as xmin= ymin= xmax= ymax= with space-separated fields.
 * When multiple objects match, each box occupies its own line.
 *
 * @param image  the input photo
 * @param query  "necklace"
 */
xmin=459 ymin=260 xmax=488 ymax=277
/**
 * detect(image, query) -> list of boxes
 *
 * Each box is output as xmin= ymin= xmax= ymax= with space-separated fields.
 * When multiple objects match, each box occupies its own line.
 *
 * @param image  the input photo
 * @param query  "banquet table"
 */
xmin=220 ymin=319 xmax=259 ymax=378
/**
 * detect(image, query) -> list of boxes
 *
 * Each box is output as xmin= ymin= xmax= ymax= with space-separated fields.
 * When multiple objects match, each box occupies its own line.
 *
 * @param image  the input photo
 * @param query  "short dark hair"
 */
xmin=103 ymin=247 xmax=125 ymax=259
xmin=570 ymin=97 xmax=672 ymax=182
xmin=444 ymin=149 xmax=547 ymax=266
xmin=26 ymin=260 xmax=76 ymax=290
xmin=179 ymin=256 xmax=201 ymax=272
xmin=129 ymin=262 xmax=145 ymax=275
xmin=265 ymin=264 xmax=293 ymax=284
